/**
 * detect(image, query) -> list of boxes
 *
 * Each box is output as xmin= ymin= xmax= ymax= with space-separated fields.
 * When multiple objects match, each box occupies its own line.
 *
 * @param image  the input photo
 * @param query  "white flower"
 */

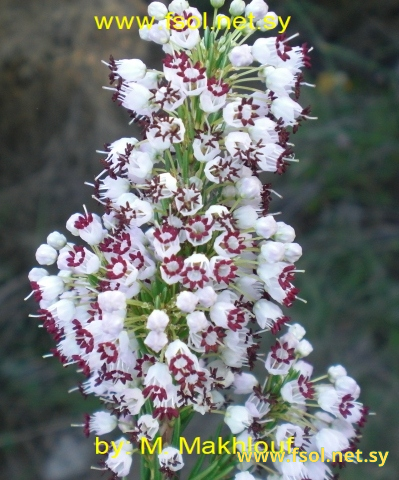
xmin=158 ymin=446 xmax=184 ymax=472
xmin=271 ymin=96 xmax=302 ymax=126
xmin=235 ymin=473 xmax=256 ymax=480
xmin=112 ymin=58 xmax=146 ymax=82
xmin=248 ymin=117 xmax=279 ymax=144
xmin=171 ymin=28 xmax=201 ymax=50
xmin=36 ymin=244 xmax=58 ymax=265
xmin=105 ymin=437 xmax=133 ymax=477
xmin=36 ymin=275 xmax=64 ymax=302
xmin=293 ymin=360 xmax=314 ymax=378
xmin=139 ymin=24 xmax=152 ymax=42
xmin=137 ymin=414 xmax=159 ymax=440
xmin=126 ymin=150 xmax=154 ymax=182
xmin=314 ymin=428 xmax=349 ymax=459
xmin=168 ymin=0 xmax=189 ymax=14
xmin=66 ymin=212 xmax=104 ymax=245
xmin=276 ymin=424 xmax=304 ymax=450
xmin=335 ymin=376 xmax=360 ymax=398
xmin=199 ymin=89 xmax=227 ymax=113
xmin=265 ymin=338 xmax=295 ymax=375
xmin=253 ymin=299 xmax=284 ymax=330
xmin=229 ymin=45 xmax=253 ymax=67
xmin=251 ymin=37 xmax=274 ymax=64
xmin=149 ymin=19 xmax=170 ymax=44
xmin=57 ymin=245 xmax=101 ymax=275
xmin=102 ymin=311 xmax=125 ymax=336
xmin=119 ymin=82 xmax=154 ymax=115
xmin=224 ymin=406 xmax=253 ymax=434
xmin=262 ymin=66 xmax=295 ymax=96
xmin=193 ymin=132 xmax=221 ymax=162
xmin=89 ymin=411 xmax=117 ymax=435
xmin=175 ymin=186 xmax=203 ymax=216
xmin=147 ymin=117 xmax=185 ymax=150
xmin=115 ymin=196 xmax=154 ymax=228
xmin=99 ymin=177 xmax=130 ymax=201
xmin=233 ymin=373 xmax=258 ymax=394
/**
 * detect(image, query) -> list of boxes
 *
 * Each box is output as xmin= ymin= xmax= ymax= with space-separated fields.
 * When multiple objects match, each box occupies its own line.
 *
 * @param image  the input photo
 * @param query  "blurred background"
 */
xmin=0 ymin=0 xmax=398 ymax=478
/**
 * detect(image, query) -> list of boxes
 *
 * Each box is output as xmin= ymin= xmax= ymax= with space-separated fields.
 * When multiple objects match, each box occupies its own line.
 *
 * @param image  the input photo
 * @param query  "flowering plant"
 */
xmin=28 ymin=0 xmax=368 ymax=479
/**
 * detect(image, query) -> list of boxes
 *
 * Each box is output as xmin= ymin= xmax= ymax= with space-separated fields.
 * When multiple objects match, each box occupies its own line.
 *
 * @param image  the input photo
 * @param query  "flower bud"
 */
xmin=144 ymin=330 xmax=168 ymax=352
xmin=211 ymin=0 xmax=225 ymax=8
xmin=233 ymin=372 xmax=258 ymax=394
xmin=98 ymin=290 xmax=127 ymax=312
xmin=194 ymin=286 xmax=218 ymax=307
xmin=215 ymin=14 xmax=229 ymax=29
xmin=169 ymin=0 xmax=189 ymax=14
xmin=139 ymin=25 xmax=152 ymax=41
xmin=224 ymin=406 xmax=252 ymax=434
xmin=229 ymin=0 xmax=246 ymax=16
xmin=222 ymin=185 xmax=237 ymax=198
xmin=255 ymin=215 xmax=277 ymax=238
xmin=158 ymin=447 xmax=184 ymax=472
xmin=328 ymin=365 xmax=347 ymax=383
xmin=187 ymin=311 xmax=209 ymax=333
xmin=284 ymin=242 xmax=302 ymax=263
xmin=260 ymin=241 xmax=285 ymax=263
xmin=233 ymin=205 xmax=258 ymax=229
xmin=256 ymin=11 xmax=277 ymax=31
xmin=289 ymin=323 xmax=306 ymax=340
xmin=28 ymin=267 xmax=48 ymax=282
xmin=176 ymin=291 xmax=199 ymax=313
xmin=148 ymin=1 xmax=168 ymax=20
xmin=245 ymin=0 xmax=268 ymax=21
xmin=296 ymin=339 xmax=313 ymax=357
xmin=147 ymin=310 xmax=169 ymax=331
xmin=236 ymin=176 xmax=262 ymax=199
xmin=274 ymin=221 xmax=296 ymax=243
xmin=47 ymin=231 xmax=67 ymax=250
xmin=229 ymin=45 xmax=253 ymax=67
xmin=36 ymin=244 xmax=58 ymax=265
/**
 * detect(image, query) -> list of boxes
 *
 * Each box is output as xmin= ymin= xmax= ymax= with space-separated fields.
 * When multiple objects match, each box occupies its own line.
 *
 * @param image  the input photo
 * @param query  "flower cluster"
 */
xmin=28 ymin=1 xmax=367 ymax=479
